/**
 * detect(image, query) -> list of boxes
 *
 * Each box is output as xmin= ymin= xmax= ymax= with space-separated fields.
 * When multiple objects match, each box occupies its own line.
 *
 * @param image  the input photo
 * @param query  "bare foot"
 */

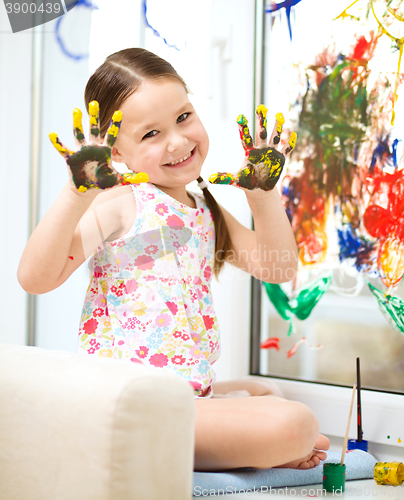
xmin=276 ymin=434 xmax=330 ymax=470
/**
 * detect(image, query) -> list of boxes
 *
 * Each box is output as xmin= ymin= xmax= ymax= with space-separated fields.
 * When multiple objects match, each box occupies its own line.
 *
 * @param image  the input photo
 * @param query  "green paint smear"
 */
xmin=263 ymin=274 xmax=332 ymax=335
xmin=292 ymin=44 xmax=373 ymax=198
xmin=210 ymin=173 xmax=233 ymax=185
xmin=74 ymin=129 xmax=84 ymax=141
xmin=368 ymin=282 xmax=404 ymax=335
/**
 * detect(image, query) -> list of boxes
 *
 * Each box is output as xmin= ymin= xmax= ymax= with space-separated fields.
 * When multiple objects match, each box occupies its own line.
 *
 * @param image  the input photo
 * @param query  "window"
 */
xmin=253 ymin=0 xmax=404 ymax=395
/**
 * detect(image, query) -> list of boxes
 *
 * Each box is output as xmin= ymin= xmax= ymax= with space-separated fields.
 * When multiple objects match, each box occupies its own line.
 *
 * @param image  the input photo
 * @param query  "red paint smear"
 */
xmin=68 ymin=256 xmax=74 ymax=260
xmin=281 ymin=160 xmax=328 ymax=266
xmin=286 ymin=337 xmax=306 ymax=358
xmin=260 ymin=337 xmax=280 ymax=350
xmin=364 ymin=166 xmax=404 ymax=286
xmin=286 ymin=337 xmax=323 ymax=358
xmin=347 ymin=32 xmax=380 ymax=83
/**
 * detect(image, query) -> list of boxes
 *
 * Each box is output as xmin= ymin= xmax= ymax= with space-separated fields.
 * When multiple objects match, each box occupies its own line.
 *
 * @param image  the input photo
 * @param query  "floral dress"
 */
xmin=78 ymin=182 xmax=220 ymax=398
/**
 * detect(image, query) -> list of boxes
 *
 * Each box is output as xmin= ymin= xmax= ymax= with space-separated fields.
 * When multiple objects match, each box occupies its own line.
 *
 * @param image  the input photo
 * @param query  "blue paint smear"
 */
xmin=370 ymin=136 xmax=400 ymax=171
xmin=55 ymin=0 xmax=97 ymax=61
xmin=265 ymin=0 xmax=303 ymax=41
xmin=142 ymin=0 xmax=180 ymax=51
xmin=338 ymin=224 xmax=375 ymax=272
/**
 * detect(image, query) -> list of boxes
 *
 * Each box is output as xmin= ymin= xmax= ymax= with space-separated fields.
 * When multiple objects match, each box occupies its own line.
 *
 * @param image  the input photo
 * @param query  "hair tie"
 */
xmin=197 ymin=176 xmax=208 ymax=190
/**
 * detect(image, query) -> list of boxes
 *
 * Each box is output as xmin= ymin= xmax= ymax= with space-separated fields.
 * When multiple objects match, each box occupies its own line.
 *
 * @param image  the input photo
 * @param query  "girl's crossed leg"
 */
xmin=194 ymin=378 xmax=330 ymax=471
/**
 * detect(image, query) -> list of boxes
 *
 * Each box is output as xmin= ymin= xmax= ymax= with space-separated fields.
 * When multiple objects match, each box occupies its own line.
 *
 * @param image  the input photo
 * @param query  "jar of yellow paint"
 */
xmin=374 ymin=462 xmax=404 ymax=486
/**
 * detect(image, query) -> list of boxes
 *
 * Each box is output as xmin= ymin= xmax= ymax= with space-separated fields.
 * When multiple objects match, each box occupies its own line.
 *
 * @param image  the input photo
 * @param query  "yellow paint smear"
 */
xmin=89 ymin=101 xmax=99 ymax=116
xmin=89 ymin=101 xmax=99 ymax=126
xmin=107 ymin=124 xmax=120 ymax=137
xmin=73 ymin=108 xmax=83 ymax=131
xmin=257 ymin=104 xmax=267 ymax=116
xmin=208 ymin=172 xmax=234 ymax=183
xmin=370 ymin=1 xmax=403 ymax=126
xmin=112 ymin=110 xmax=122 ymax=123
xmin=289 ymin=132 xmax=297 ymax=149
xmin=237 ymin=114 xmax=248 ymax=125
xmin=49 ymin=132 xmax=67 ymax=154
xmin=123 ymin=172 xmax=149 ymax=184
xmin=334 ymin=0 xmax=361 ymax=21
xmin=257 ymin=104 xmax=268 ymax=130
xmin=388 ymin=7 xmax=404 ymax=23
xmin=276 ymin=112 xmax=285 ymax=133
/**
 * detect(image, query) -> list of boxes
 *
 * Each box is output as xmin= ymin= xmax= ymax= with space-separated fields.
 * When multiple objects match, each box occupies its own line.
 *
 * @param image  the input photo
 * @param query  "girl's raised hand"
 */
xmin=49 ymin=101 xmax=149 ymax=193
xmin=209 ymin=105 xmax=296 ymax=192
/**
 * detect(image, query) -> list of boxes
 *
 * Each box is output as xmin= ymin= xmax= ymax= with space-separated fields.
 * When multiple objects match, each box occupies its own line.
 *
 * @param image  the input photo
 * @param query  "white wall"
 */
xmin=0 ymin=4 xmax=32 ymax=346
xmin=0 ymin=0 xmax=256 ymax=381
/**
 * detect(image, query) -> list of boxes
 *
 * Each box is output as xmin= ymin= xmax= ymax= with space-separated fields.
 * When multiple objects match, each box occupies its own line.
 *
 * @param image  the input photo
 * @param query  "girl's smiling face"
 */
xmin=112 ymin=78 xmax=209 ymax=199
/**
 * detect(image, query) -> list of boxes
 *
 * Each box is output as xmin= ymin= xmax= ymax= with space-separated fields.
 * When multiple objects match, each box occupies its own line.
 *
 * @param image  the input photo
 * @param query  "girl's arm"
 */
xmin=17 ymin=184 xmax=129 ymax=294
xmin=219 ymin=190 xmax=298 ymax=283
xmin=18 ymin=101 xmax=147 ymax=295
xmin=246 ymin=188 xmax=298 ymax=282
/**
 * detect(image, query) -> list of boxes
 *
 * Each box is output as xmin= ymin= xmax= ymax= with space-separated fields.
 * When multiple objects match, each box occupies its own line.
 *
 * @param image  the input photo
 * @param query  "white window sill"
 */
xmin=260 ymin=377 xmax=404 ymax=462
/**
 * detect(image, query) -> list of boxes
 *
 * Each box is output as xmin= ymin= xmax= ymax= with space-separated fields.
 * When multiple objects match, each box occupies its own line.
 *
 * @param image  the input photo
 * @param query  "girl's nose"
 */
xmin=166 ymin=132 xmax=188 ymax=153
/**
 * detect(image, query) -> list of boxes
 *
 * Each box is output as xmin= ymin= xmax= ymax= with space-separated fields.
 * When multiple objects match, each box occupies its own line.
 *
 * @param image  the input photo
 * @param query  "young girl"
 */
xmin=18 ymin=48 xmax=330 ymax=471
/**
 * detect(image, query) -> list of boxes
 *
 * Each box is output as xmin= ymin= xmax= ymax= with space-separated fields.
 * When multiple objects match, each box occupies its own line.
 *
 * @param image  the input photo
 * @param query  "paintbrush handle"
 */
xmin=357 ymin=357 xmax=362 ymax=441
xmin=341 ymin=383 xmax=357 ymax=466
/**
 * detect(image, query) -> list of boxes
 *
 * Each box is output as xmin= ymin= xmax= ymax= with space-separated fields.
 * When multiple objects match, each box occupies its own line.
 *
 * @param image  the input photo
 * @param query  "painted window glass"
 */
xmin=259 ymin=0 xmax=404 ymax=393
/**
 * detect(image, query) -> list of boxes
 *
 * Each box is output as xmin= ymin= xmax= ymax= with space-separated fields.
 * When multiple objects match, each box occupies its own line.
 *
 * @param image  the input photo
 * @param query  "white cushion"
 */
xmin=0 ymin=344 xmax=195 ymax=500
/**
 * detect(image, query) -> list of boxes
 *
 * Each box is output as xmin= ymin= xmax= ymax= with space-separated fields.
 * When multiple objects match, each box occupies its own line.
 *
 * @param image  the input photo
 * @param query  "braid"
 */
xmin=197 ymin=176 xmax=233 ymax=277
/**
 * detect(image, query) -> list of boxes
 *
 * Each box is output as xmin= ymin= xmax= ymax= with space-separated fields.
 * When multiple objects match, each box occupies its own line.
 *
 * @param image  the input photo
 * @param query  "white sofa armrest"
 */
xmin=0 ymin=344 xmax=195 ymax=500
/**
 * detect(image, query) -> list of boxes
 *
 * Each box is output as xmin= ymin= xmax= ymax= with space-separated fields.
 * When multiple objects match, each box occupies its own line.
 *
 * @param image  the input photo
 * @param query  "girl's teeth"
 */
xmin=167 ymin=151 xmax=192 ymax=165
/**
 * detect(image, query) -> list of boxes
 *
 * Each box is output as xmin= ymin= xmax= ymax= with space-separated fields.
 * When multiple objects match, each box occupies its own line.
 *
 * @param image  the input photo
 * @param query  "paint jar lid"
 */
xmin=323 ymin=463 xmax=346 ymax=492
xmin=348 ymin=439 xmax=369 ymax=452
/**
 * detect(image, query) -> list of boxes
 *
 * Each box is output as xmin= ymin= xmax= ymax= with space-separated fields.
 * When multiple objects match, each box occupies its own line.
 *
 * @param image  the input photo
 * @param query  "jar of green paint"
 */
xmin=323 ymin=463 xmax=346 ymax=493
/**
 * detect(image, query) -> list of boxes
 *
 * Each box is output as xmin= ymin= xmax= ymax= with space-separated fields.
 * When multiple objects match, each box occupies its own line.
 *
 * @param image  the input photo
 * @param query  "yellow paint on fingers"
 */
xmin=275 ymin=112 xmax=285 ymax=133
xmin=73 ymin=108 xmax=84 ymax=132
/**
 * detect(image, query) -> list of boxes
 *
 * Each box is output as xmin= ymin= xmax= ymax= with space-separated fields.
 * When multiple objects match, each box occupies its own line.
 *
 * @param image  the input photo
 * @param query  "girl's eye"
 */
xmin=143 ymin=130 xmax=158 ymax=139
xmin=177 ymin=113 xmax=189 ymax=123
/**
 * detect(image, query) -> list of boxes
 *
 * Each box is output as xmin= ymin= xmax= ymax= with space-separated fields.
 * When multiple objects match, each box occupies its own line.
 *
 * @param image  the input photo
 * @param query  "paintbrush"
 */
xmin=357 ymin=357 xmax=362 ymax=442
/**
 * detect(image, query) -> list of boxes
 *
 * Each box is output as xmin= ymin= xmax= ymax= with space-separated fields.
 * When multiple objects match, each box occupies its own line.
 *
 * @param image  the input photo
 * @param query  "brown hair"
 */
xmin=85 ymin=48 xmax=233 ymax=276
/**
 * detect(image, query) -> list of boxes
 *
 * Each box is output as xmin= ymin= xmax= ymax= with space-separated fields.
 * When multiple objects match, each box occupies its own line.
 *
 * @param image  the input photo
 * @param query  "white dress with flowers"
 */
xmin=78 ymin=182 xmax=220 ymax=398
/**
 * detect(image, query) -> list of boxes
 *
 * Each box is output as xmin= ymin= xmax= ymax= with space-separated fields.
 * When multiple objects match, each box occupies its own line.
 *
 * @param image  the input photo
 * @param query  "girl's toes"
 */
xmin=315 ymin=434 xmax=331 ymax=451
xmin=298 ymin=462 xmax=309 ymax=470
xmin=316 ymin=451 xmax=327 ymax=461
xmin=312 ymin=455 xmax=321 ymax=466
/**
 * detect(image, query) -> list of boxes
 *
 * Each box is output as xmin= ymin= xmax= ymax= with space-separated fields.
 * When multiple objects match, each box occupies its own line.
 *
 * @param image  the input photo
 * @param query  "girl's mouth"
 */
xmin=164 ymin=147 xmax=196 ymax=168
